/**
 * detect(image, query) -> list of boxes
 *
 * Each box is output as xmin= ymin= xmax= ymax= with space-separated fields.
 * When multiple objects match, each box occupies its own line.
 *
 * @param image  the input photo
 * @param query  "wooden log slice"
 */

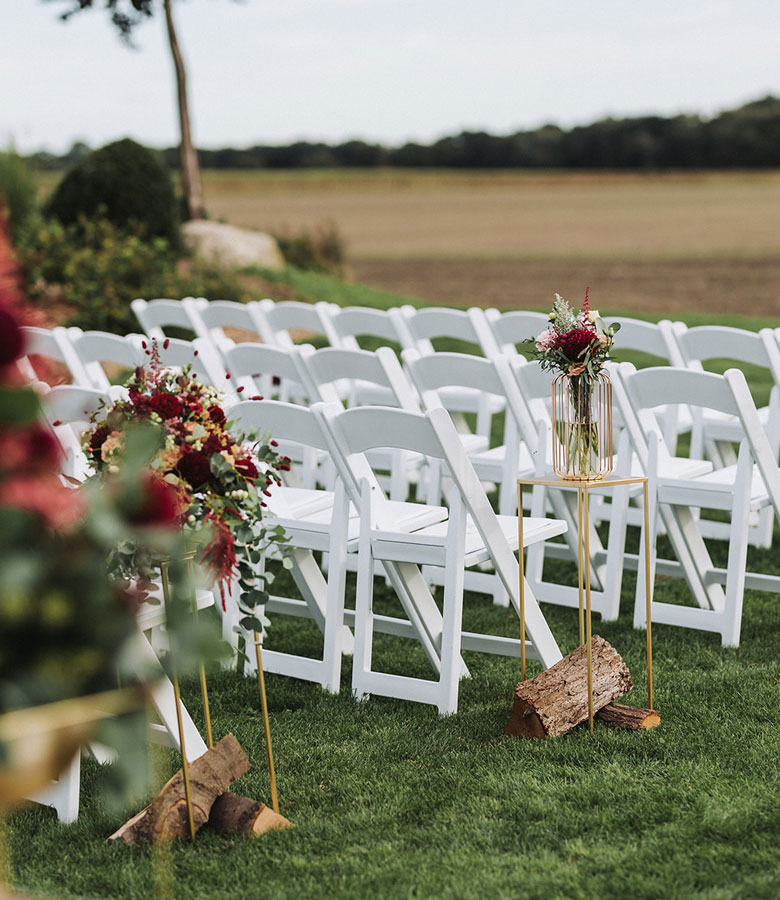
xmin=597 ymin=703 xmax=660 ymax=730
xmin=209 ymin=792 xmax=292 ymax=837
xmin=504 ymin=635 xmax=633 ymax=739
xmin=108 ymin=733 xmax=250 ymax=844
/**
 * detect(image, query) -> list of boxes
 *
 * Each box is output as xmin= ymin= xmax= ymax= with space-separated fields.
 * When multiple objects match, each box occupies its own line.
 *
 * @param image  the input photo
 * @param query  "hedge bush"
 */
xmin=46 ymin=138 xmax=180 ymax=246
xmin=18 ymin=214 xmax=248 ymax=336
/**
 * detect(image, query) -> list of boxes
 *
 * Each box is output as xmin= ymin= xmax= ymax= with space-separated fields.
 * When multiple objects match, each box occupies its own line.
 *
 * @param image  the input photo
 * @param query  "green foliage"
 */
xmin=272 ymin=221 xmax=347 ymax=277
xmin=19 ymin=214 xmax=175 ymax=334
xmin=45 ymin=138 xmax=180 ymax=246
xmin=17 ymin=213 xmax=249 ymax=335
xmin=0 ymin=152 xmax=40 ymax=240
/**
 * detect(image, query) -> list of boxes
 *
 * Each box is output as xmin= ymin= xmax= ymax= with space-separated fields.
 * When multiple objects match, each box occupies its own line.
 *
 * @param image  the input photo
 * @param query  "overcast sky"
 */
xmin=3 ymin=0 xmax=779 ymax=154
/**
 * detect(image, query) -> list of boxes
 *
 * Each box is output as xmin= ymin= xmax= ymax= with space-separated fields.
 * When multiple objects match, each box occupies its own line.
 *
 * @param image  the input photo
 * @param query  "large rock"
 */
xmin=181 ymin=220 xmax=285 ymax=270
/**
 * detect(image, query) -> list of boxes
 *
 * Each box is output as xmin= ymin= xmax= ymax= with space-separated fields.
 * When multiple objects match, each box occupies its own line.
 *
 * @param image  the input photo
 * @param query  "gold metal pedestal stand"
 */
xmin=517 ymin=475 xmax=654 ymax=730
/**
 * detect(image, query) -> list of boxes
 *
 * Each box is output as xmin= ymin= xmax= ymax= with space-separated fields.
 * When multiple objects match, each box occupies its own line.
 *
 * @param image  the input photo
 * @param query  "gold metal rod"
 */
xmin=187 ymin=555 xmax=213 ymax=749
xmin=254 ymin=633 xmax=279 ymax=814
xmin=583 ymin=486 xmax=594 ymax=732
xmin=172 ymin=673 xmax=196 ymax=841
xmin=517 ymin=482 xmax=526 ymax=682
xmin=576 ymin=485 xmax=585 ymax=646
xmin=643 ymin=480 xmax=654 ymax=711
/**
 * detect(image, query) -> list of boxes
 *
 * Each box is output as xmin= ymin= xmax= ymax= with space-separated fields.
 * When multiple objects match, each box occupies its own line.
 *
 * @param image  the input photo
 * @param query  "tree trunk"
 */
xmin=597 ymin=702 xmax=660 ymax=730
xmin=208 ymin=793 xmax=292 ymax=837
xmin=163 ymin=0 xmax=206 ymax=220
xmin=504 ymin=635 xmax=633 ymax=739
xmin=108 ymin=733 xmax=249 ymax=844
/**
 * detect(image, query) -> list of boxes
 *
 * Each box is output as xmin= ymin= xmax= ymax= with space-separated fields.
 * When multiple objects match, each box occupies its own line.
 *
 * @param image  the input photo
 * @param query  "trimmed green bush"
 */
xmin=45 ymin=138 xmax=180 ymax=246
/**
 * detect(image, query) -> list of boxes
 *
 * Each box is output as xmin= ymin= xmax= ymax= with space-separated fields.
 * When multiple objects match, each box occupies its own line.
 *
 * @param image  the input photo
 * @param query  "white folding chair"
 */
xmin=227 ymin=399 xmax=449 ymax=691
xmin=17 ymin=326 xmax=90 ymax=386
xmin=184 ymin=298 xmax=271 ymax=351
xmin=613 ymin=363 xmax=780 ymax=646
xmin=316 ymin=402 xmax=567 ymax=714
xmin=131 ymin=297 xmax=204 ymax=341
xmin=254 ymin=299 xmax=342 ymax=348
xmin=397 ymin=305 xmax=504 ymax=440
xmin=63 ymin=328 xmax=144 ymax=390
xmin=328 ymin=305 xmax=414 ymax=352
xmin=482 ymin=308 xmax=550 ymax=356
xmin=297 ymin=345 xmax=427 ymax=501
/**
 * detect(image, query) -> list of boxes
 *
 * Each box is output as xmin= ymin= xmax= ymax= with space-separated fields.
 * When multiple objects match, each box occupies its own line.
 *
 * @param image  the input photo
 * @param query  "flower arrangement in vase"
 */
xmin=525 ymin=290 xmax=620 ymax=480
xmin=83 ymin=340 xmax=291 ymax=635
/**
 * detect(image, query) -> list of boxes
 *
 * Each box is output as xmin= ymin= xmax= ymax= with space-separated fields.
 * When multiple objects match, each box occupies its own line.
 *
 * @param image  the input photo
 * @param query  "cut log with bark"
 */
xmin=108 ymin=733 xmax=249 ymax=844
xmin=504 ymin=635 xmax=633 ymax=739
xmin=208 ymin=792 xmax=292 ymax=837
xmin=597 ymin=703 xmax=660 ymax=730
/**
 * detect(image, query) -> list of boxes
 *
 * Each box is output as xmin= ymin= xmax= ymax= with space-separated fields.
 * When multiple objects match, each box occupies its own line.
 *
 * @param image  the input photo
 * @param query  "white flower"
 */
xmin=587 ymin=309 xmax=600 ymax=324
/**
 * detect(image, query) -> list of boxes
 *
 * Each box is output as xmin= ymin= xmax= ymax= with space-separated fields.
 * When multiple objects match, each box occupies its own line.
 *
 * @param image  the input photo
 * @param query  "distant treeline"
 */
xmin=30 ymin=96 xmax=780 ymax=171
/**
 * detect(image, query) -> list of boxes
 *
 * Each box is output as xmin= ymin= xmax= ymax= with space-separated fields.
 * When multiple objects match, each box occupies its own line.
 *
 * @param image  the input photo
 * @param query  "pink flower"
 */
xmin=535 ymin=329 xmax=557 ymax=351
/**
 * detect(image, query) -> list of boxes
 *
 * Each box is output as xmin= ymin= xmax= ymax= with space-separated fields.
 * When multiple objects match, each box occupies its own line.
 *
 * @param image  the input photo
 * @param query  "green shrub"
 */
xmin=46 ymin=138 xmax=180 ymax=246
xmin=17 ymin=213 xmax=253 ymax=335
xmin=0 ymin=152 xmax=40 ymax=240
xmin=272 ymin=221 xmax=347 ymax=277
xmin=19 ymin=215 xmax=176 ymax=334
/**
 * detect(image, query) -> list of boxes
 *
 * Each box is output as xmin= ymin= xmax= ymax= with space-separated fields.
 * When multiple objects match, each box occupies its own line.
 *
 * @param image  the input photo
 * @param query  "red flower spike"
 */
xmin=163 ymin=338 xmax=170 ymax=350
xmin=583 ymin=286 xmax=590 ymax=313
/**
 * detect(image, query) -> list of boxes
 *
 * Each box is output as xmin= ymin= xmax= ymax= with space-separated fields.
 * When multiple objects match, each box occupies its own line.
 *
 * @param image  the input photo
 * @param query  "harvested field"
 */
xmin=351 ymin=256 xmax=780 ymax=317
xmin=201 ymin=169 xmax=780 ymax=317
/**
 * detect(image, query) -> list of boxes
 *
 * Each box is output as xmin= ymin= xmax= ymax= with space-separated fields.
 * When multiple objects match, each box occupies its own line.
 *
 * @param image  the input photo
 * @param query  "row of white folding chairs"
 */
xmin=26 ymin=319 xmax=780 ymax=636
xmin=36 ymin=377 xmax=569 ymax=716
xmin=131 ymin=295 xmax=780 ymax=465
xmin=18 ymin=324 xmax=235 ymax=400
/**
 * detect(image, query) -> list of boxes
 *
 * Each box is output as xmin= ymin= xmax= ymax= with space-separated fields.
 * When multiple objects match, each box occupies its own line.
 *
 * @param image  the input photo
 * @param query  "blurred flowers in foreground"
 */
xmin=0 ymin=209 xmax=223 ymax=809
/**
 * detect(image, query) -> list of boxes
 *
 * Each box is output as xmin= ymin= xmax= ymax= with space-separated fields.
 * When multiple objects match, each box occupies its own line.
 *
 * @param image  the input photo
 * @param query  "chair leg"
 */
xmin=351 ymin=484 xmax=377 ymax=702
xmin=437 ymin=495 xmax=467 ymax=715
xmin=721 ymin=446 xmax=753 ymax=647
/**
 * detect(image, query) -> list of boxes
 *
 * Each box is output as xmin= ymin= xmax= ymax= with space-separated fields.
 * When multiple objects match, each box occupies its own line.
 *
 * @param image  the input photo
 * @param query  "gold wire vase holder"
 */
xmin=551 ymin=370 xmax=613 ymax=482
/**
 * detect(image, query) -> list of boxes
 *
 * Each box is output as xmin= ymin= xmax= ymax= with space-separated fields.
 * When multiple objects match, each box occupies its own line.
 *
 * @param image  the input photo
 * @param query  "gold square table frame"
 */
xmin=517 ymin=474 xmax=654 ymax=730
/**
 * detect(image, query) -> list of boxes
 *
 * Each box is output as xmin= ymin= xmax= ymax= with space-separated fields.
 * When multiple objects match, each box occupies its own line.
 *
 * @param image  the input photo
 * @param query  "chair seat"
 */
xmin=265 ymin=485 xmax=334 ymax=518
xmin=371 ymin=514 xmax=567 ymax=567
xmin=470 ymin=443 xmax=535 ymax=480
xmin=439 ymin=385 xmax=505 ymax=415
xmin=697 ymin=405 xmax=771 ymax=443
xmin=272 ymin=499 xmax=450 ymax=550
xmin=659 ymin=461 xmax=770 ymax=511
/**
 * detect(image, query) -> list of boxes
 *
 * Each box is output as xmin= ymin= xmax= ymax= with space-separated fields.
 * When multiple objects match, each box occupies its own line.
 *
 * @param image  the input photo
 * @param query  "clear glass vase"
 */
xmin=551 ymin=371 xmax=613 ymax=481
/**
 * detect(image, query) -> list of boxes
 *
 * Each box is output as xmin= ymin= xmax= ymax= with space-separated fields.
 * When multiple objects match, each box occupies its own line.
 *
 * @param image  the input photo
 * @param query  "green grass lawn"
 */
xmin=7 ymin=274 xmax=780 ymax=899
xmin=7 ymin=533 xmax=780 ymax=900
